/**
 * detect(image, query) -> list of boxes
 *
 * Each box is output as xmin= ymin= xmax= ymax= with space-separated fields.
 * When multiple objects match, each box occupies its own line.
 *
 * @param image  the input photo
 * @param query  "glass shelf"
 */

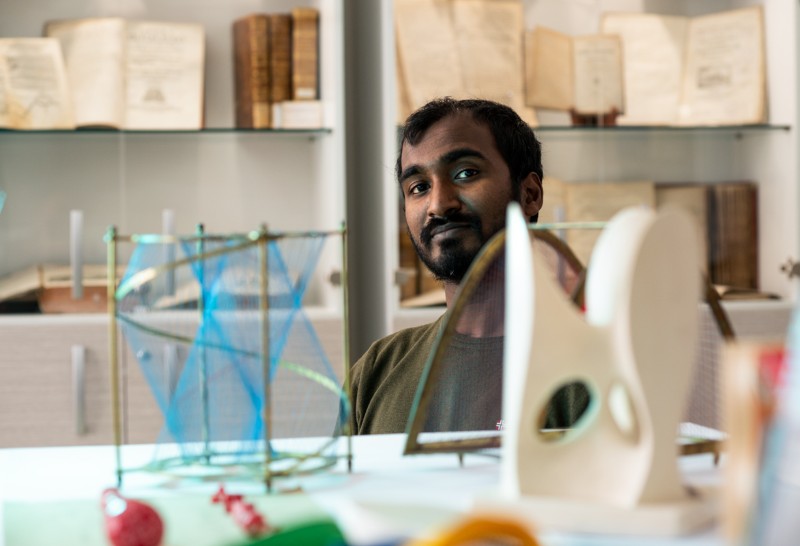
xmin=394 ymin=123 xmax=789 ymax=144
xmin=0 ymin=127 xmax=333 ymax=136
xmin=534 ymin=123 xmax=790 ymax=133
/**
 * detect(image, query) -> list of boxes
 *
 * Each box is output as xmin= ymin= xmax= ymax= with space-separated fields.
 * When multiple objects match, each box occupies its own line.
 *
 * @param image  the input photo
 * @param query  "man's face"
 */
xmin=398 ymin=113 xmax=519 ymax=282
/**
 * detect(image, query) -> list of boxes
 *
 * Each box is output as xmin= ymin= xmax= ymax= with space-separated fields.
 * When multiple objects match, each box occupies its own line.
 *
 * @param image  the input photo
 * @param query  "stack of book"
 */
xmin=232 ymin=8 xmax=322 ymax=130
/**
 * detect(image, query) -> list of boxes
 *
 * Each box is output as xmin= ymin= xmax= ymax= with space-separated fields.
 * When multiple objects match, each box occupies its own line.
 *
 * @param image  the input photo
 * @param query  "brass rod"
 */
xmin=259 ymin=225 xmax=273 ymax=491
xmin=196 ymin=223 xmax=211 ymax=463
xmin=705 ymin=275 xmax=736 ymax=341
xmin=120 ymin=228 xmax=343 ymax=245
xmin=404 ymin=231 xmax=508 ymax=455
xmin=106 ymin=226 xmax=123 ymax=486
xmin=340 ymin=222 xmax=353 ymax=471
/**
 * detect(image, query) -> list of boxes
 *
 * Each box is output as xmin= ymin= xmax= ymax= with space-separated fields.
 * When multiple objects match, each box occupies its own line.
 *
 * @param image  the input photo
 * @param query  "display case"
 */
xmin=359 ymin=0 xmax=799 ymax=338
xmin=0 ymin=0 xmax=347 ymax=447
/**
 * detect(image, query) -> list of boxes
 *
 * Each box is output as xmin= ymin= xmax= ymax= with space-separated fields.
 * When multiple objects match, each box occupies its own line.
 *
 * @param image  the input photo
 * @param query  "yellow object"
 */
xmin=405 ymin=515 xmax=539 ymax=546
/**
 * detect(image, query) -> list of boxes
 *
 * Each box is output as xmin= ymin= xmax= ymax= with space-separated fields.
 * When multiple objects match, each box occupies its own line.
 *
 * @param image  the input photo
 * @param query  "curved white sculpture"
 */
xmin=486 ymin=202 xmax=715 ymax=536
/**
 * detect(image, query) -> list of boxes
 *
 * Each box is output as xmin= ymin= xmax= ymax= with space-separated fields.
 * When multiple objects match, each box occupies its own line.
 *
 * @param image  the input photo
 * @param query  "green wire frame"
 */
xmin=106 ymin=225 xmax=352 ymax=489
xmin=403 ymin=224 xmax=735 ymax=457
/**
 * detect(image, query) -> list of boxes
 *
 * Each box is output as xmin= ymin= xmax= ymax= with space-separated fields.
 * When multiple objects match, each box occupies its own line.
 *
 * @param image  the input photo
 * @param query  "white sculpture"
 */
xmin=482 ymin=203 xmax=716 ymax=536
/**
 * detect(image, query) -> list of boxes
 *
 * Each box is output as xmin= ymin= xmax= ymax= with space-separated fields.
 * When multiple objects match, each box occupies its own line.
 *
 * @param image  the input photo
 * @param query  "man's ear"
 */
xmin=520 ymin=172 xmax=543 ymax=220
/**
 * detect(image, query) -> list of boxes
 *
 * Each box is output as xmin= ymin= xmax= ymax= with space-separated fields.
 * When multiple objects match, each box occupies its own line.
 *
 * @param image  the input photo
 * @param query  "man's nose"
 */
xmin=427 ymin=179 xmax=461 ymax=218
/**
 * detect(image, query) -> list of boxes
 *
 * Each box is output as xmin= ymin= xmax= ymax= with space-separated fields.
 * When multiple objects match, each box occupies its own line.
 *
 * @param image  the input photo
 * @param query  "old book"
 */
xmin=233 ymin=14 xmax=271 ymax=128
xmin=395 ymin=37 xmax=414 ymax=124
xmin=272 ymin=100 xmax=323 ymax=129
xmin=708 ymin=182 xmax=758 ymax=289
xmin=269 ymin=13 xmax=293 ymax=104
xmin=44 ymin=18 xmax=205 ymax=130
xmin=525 ymin=27 xmax=624 ymax=115
xmin=0 ymin=38 xmax=74 ymax=130
xmin=0 ymin=264 xmax=119 ymax=313
xmin=540 ymin=178 xmax=656 ymax=265
xmin=398 ymin=229 xmax=419 ymax=301
xmin=655 ymin=184 xmax=709 ymax=273
xmin=291 ymin=7 xmax=319 ymax=100
xmin=713 ymin=284 xmax=777 ymax=301
xmin=524 ymin=27 xmax=572 ymax=111
xmin=401 ymin=287 xmax=446 ymax=308
xmin=657 ymin=182 xmax=759 ymax=289
xmin=602 ymin=6 xmax=765 ymax=126
xmin=395 ymin=0 xmax=536 ymax=126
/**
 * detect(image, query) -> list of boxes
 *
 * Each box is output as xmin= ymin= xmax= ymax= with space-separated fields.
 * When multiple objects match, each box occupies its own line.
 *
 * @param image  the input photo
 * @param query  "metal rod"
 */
xmin=340 ymin=222 xmax=353 ymax=472
xmin=259 ymin=225 xmax=273 ymax=492
xmin=106 ymin=226 xmax=123 ymax=486
xmin=196 ymin=223 xmax=211 ymax=464
xmin=123 ymin=227 xmax=343 ymax=245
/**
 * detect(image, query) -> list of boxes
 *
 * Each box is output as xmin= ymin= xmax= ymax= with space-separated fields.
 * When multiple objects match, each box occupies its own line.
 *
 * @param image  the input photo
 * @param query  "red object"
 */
xmin=101 ymin=488 xmax=164 ymax=546
xmin=211 ymin=485 xmax=270 ymax=537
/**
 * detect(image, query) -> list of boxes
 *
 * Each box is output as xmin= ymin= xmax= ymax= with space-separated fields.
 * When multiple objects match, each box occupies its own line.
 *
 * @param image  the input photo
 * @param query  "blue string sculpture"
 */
xmin=107 ymin=225 xmax=350 ymax=488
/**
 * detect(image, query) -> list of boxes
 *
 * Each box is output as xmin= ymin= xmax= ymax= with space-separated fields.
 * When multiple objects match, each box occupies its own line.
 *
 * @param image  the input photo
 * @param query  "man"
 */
xmin=349 ymin=97 xmax=581 ymax=435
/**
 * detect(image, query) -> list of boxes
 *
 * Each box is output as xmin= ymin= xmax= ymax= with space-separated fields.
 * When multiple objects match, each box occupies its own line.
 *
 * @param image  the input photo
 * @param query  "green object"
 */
xmin=232 ymin=521 xmax=346 ymax=546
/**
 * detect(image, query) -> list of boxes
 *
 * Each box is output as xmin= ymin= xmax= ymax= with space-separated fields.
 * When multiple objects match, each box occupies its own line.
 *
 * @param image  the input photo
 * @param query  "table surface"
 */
xmin=0 ymin=434 xmax=727 ymax=546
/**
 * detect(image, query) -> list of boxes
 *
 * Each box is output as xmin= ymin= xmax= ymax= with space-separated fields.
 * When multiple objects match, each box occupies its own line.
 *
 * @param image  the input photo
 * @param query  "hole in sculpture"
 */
xmin=536 ymin=380 xmax=592 ymax=442
xmin=608 ymin=381 xmax=639 ymax=441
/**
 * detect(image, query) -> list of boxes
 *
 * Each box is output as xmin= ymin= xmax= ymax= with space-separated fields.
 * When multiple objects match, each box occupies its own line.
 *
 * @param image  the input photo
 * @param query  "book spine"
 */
xmin=708 ymin=183 xmax=758 ymax=289
xmin=233 ymin=14 xmax=271 ymax=128
xmin=268 ymin=14 xmax=293 ymax=104
xmin=291 ymin=7 xmax=319 ymax=100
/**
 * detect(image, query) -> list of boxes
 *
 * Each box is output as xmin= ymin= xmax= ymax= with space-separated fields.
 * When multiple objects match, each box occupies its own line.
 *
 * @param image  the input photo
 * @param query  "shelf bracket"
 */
xmin=780 ymin=258 xmax=800 ymax=279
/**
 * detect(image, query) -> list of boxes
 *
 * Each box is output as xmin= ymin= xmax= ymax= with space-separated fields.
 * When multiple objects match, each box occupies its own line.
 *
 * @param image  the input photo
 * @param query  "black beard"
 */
xmin=410 ymin=213 xmax=483 ymax=283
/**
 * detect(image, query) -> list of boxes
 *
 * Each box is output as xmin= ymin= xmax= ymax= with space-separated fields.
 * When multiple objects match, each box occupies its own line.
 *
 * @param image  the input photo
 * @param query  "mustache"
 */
xmin=420 ymin=213 xmax=481 ymax=246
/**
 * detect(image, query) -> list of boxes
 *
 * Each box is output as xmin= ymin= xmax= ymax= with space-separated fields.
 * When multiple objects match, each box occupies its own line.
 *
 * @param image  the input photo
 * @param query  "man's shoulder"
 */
xmin=366 ymin=316 xmax=445 ymax=355
xmin=350 ymin=314 xmax=446 ymax=434
xmin=352 ymin=314 xmax=445 ymax=381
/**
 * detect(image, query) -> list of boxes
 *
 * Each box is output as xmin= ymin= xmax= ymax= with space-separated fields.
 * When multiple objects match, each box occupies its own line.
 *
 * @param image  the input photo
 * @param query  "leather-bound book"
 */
xmin=291 ymin=7 xmax=319 ymax=100
xmin=269 ymin=13 xmax=293 ymax=105
xmin=232 ymin=13 xmax=271 ymax=128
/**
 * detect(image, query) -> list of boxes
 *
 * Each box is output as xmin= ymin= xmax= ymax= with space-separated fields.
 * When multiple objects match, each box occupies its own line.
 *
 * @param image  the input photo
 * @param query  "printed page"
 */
xmin=45 ymin=18 xmax=125 ymax=128
xmin=0 ymin=38 xmax=74 ymax=129
xmin=602 ymin=13 xmax=688 ymax=125
xmin=572 ymin=34 xmax=624 ymax=115
xmin=678 ymin=6 xmax=765 ymax=126
xmin=395 ymin=0 xmax=463 ymax=112
xmin=452 ymin=0 xmax=536 ymax=126
xmin=524 ymin=27 xmax=573 ymax=111
xmin=124 ymin=21 xmax=205 ymax=130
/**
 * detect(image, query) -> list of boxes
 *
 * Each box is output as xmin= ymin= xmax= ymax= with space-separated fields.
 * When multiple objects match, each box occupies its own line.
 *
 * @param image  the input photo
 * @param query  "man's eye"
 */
xmin=454 ymin=168 xmax=478 ymax=180
xmin=408 ymin=181 xmax=429 ymax=195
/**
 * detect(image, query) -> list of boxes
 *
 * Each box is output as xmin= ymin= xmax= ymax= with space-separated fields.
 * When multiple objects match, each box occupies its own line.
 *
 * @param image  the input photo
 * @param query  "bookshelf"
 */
xmin=0 ymin=0 xmax=345 ymax=275
xmin=354 ymin=0 xmax=799 ymax=340
xmin=0 ymin=0 xmax=347 ymax=446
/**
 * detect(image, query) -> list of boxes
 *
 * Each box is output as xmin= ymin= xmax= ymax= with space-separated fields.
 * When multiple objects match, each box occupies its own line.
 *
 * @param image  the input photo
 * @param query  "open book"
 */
xmin=525 ymin=27 xmax=624 ymax=116
xmin=44 ymin=17 xmax=205 ymax=129
xmin=602 ymin=6 xmax=766 ymax=126
xmin=395 ymin=0 xmax=536 ymax=125
xmin=0 ymin=38 xmax=74 ymax=130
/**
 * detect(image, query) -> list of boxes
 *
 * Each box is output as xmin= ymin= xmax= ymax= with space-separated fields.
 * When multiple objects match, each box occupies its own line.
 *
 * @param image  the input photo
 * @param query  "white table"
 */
xmin=0 ymin=434 xmax=726 ymax=546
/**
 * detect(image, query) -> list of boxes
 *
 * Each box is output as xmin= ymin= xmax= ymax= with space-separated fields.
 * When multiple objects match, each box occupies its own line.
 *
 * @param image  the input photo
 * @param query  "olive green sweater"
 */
xmin=349 ymin=316 xmax=589 ymax=435
xmin=350 ymin=317 xmax=446 ymax=435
